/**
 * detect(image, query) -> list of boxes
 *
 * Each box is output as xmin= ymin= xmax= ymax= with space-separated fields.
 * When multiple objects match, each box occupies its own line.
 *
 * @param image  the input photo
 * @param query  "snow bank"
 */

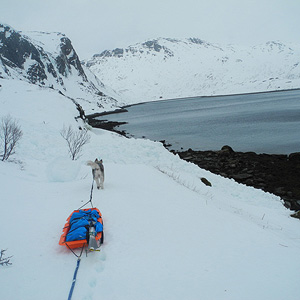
xmin=0 ymin=78 xmax=300 ymax=300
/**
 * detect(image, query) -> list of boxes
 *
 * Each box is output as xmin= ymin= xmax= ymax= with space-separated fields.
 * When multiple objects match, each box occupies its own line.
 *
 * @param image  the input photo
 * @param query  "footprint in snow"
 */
xmin=89 ymin=278 xmax=97 ymax=288
xmin=82 ymin=294 xmax=93 ymax=300
xmin=98 ymin=250 xmax=106 ymax=261
xmin=95 ymin=263 xmax=105 ymax=273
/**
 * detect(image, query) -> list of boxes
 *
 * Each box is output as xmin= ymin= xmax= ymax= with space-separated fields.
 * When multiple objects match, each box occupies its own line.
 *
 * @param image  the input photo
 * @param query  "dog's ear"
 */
xmin=95 ymin=158 xmax=98 ymax=162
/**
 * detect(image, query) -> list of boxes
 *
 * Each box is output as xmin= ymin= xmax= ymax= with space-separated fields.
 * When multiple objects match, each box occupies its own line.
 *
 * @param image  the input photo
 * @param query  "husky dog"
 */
xmin=87 ymin=158 xmax=104 ymax=189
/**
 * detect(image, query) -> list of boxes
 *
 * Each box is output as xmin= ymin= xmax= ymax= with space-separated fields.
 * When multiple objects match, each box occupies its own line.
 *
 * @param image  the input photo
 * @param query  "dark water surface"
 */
xmin=97 ymin=90 xmax=300 ymax=154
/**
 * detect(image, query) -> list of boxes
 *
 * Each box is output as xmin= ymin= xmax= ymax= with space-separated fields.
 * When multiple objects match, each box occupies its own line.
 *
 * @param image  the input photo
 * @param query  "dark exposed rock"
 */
xmin=0 ymin=24 xmax=49 ymax=83
xmin=221 ymin=145 xmax=234 ymax=153
xmin=175 ymin=146 xmax=300 ymax=211
xmin=0 ymin=25 xmax=36 ymax=69
xmin=85 ymin=115 xmax=128 ymax=137
xmin=232 ymin=173 xmax=253 ymax=181
xmin=189 ymin=38 xmax=204 ymax=45
xmin=96 ymin=48 xmax=124 ymax=59
xmin=56 ymin=37 xmax=87 ymax=80
xmin=112 ymin=48 xmax=124 ymax=57
xmin=289 ymin=152 xmax=300 ymax=162
xmin=201 ymin=177 xmax=212 ymax=187
xmin=159 ymin=140 xmax=172 ymax=148
xmin=143 ymin=40 xmax=162 ymax=52
xmin=291 ymin=211 xmax=300 ymax=219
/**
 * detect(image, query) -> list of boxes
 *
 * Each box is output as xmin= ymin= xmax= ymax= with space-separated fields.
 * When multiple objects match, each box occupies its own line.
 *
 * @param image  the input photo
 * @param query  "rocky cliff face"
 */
xmin=0 ymin=24 xmax=52 ymax=84
xmin=56 ymin=36 xmax=87 ymax=81
xmin=0 ymin=24 xmax=119 ymax=113
xmin=0 ymin=24 xmax=76 ymax=86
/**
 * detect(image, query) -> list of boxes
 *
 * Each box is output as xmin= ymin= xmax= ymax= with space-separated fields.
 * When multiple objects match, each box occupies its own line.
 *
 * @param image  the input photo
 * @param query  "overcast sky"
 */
xmin=1 ymin=0 xmax=300 ymax=59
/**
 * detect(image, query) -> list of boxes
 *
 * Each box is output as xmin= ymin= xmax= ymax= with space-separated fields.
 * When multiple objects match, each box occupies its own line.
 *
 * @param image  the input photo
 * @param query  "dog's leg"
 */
xmin=95 ymin=177 xmax=101 ymax=189
xmin=100 ymin=173 xmax=104 ymax=189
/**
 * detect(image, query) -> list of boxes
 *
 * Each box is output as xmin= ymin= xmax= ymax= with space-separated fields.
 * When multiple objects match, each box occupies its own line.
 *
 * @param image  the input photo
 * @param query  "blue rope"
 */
xmin=78 ymin=180 xmax=94 ymax=210
xmin=68 ymin=257 xmax=81 ymax=300
xmin=67 ymin=245 xmax=85 ymax=300
xmin=67 ymin=179 xmax=94 ymax=300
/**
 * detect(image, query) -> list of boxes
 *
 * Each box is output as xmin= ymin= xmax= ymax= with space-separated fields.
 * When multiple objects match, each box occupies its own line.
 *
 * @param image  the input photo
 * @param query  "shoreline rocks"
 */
xmin=174 ymin=146 xmax=300 ymax=213
xmin=86 ymin=115 xmax=128 ymax=137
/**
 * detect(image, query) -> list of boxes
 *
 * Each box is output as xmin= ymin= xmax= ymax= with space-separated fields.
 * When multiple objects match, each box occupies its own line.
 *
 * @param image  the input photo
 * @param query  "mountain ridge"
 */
xmin=0 ymin=23 xmax=120 ymax=114
xmin=85 ymin=37 xmax=300 ymax=104
xmin=1 ymin=23 xmax=300 ymax=112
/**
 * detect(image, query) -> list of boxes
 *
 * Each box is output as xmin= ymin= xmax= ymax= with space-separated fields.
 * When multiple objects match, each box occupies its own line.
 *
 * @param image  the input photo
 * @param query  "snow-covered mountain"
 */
xmin=85 ymin=38 xmax=300 ymax=104
xmin=0 ymin=24 xmax=121 ymax=113
xmin=1 ymin=24 xmax=300 ymax=300
xmin=2 ymin=23 xmax=299 ymax=111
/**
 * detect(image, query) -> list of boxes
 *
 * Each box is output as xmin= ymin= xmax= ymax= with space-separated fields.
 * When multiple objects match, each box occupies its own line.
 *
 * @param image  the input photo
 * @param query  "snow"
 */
xmin=0 ymin=77 xmax=300 ymax=300
xmin=86 ymin=38 xmax=300 ymax=105
xmin=22 ymin=31 xmax=64 ymax=57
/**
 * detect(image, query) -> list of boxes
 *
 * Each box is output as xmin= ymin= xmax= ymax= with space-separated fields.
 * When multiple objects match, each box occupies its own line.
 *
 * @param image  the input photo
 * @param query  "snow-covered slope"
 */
xmin=0 ymin=23 xmax=122 ymax=113
xmin=1 ymin=70 xmax=300 ymax=300
xmin=3 ymin=23 xmax=299 ymax=112
xmin=85 ymin=38 xmax=300 ymax=104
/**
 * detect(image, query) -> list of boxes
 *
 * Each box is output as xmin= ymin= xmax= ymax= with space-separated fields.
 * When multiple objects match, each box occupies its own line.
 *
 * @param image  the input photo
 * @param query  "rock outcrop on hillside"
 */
xmin=0 ymin=23 xmax=119 ymax=113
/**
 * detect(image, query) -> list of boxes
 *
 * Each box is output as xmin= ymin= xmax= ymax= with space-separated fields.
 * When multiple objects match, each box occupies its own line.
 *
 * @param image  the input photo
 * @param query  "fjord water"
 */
xmin=98 ymin=89 xmax=300 ymax=154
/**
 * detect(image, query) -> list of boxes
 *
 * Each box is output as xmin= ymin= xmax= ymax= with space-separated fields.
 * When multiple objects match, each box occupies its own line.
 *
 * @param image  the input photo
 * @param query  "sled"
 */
xmin=59 ymin=207 xmax=104 ymax=250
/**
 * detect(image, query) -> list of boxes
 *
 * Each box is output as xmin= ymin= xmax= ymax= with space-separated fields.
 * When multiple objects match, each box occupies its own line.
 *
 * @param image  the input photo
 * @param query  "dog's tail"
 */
xmin=86 ymin=160 xmax=94 ymax=167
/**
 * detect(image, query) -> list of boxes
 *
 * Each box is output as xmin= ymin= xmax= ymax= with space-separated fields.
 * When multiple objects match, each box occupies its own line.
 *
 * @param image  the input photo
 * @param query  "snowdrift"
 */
xmin=0 ymin=78 xmax=300 ymax=300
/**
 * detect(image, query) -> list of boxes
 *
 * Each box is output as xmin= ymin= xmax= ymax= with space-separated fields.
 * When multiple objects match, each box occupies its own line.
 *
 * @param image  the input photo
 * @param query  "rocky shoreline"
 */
xmin=173 ymin=145 xmax=300 ymax=214
xmin=86 ymin=115 xmax=300 ymax=217
xmin=86 ymin=112 xmax=128 ymax=137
